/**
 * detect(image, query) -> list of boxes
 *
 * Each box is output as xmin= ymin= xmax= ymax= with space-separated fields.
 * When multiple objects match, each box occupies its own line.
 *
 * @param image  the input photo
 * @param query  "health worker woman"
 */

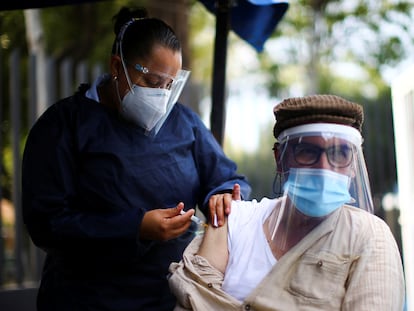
xmin=22 ymin=6 xmax=250 ymax=311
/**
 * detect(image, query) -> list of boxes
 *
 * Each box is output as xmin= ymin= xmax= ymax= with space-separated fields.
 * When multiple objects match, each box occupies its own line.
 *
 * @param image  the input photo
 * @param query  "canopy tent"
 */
xmin=0 ymin=0 xmax=288 ymax=145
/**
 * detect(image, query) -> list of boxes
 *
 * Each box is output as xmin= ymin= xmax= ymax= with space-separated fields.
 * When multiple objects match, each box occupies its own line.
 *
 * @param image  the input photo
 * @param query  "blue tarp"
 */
xmin=199 ymin=0 xmax=289 ymax=52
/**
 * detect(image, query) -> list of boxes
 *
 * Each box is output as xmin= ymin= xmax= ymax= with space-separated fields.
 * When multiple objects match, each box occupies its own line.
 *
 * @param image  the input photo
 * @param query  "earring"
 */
xmin=113 ymin=75 xmax=118 ymax=81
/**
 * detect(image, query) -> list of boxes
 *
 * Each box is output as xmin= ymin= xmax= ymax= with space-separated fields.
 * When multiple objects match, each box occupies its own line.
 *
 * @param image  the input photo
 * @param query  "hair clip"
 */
xmin=135 ymin=64 xmax=149 ymax=74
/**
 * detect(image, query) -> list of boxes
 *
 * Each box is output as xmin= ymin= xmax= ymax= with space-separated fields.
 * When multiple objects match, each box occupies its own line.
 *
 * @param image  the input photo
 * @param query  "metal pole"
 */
xmin=210 ymin=0 xmax=233 ymax=145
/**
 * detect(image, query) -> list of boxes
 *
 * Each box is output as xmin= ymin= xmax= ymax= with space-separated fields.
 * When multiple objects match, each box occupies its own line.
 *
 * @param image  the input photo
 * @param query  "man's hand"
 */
xmin=232 ymin=183 xmax=241 ymax=200
xmin=139 ymin=203 xmax=195 ymax=241
xmin=208 ymin=183 xmax=241 ymax=227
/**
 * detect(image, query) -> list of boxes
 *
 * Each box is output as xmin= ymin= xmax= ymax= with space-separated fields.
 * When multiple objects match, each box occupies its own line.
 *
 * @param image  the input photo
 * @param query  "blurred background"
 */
xmin=0 ymin=0 xmax=413 ymax=309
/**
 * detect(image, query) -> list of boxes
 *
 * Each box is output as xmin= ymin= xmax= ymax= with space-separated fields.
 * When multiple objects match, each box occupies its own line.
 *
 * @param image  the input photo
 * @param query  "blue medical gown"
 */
xmin=22 ymin=84 xmax=251 ymax=310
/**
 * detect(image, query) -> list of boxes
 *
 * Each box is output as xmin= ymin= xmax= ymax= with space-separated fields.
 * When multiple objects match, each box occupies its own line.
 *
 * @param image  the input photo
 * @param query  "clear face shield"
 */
xmin=268 ymin=123 xmax=374 ymax=250
xmin=120 ymin=53 xmax=191 ymax=136
xmin=151 ymin=69 xmax=191 ymax=135
xmin=115 ymin=19 xmax=191 ymax=136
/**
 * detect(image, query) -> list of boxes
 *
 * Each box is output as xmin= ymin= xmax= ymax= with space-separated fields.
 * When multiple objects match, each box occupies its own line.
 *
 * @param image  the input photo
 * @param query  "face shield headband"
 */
xmin=268 ymin=123 xmax=374 ymax=250
xmin=277 ymin=123 xmax=362 ymax=146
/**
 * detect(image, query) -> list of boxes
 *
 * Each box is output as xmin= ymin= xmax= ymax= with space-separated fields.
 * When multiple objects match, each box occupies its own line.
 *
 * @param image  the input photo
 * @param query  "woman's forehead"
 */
xmin=137 ymin=45 xmax=181 ymax=75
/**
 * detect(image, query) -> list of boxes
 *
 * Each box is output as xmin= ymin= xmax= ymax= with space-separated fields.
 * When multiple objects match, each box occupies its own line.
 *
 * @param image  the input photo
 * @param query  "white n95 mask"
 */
xmin=120 ymin=84 xmax=171 ymax=131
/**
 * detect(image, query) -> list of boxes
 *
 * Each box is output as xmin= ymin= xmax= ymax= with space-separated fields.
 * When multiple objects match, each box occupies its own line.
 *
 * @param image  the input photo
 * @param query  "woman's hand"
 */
xmin=139 ymin=203 xmax=195 ymax=241
xmin=208 ymin=183 xmax=241 ymax=227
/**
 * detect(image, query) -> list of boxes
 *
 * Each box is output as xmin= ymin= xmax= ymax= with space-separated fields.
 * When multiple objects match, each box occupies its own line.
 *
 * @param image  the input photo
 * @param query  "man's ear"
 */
xmin=273 ymin=142 xmax=283 ymax=174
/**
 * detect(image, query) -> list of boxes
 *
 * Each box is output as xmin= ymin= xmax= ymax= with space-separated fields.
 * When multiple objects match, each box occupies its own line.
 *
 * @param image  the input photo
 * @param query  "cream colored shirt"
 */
xmin=168 ymin=200 xmax=405 ymax=311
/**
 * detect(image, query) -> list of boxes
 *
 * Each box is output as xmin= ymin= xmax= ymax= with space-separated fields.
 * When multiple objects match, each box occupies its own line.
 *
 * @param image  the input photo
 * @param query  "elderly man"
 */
xmin=168 ymin=94 xmax=405 ymax=311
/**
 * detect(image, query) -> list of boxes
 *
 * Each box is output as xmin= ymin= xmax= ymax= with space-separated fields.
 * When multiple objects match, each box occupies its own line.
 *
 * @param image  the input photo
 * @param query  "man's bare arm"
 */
xmin=197 ymin=219 xmax=229 ymax=274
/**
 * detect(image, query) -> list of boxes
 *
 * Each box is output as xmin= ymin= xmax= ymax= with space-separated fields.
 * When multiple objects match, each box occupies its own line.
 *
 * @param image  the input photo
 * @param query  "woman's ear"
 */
xmin=110 ymin=55 xmax=122 ymax=78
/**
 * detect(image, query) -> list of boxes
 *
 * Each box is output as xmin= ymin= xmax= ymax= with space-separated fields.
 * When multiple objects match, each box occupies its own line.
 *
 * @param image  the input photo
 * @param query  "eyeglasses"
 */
xmin=292 ymin=142 xmax=354 ymax=168
xmin=129 ymin=63 xmax=176 ymax=90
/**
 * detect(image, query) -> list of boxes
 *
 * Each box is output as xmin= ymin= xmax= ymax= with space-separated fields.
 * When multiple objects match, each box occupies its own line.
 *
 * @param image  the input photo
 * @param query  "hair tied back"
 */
xmin=114 ymin=17 xmax=146 ymax=56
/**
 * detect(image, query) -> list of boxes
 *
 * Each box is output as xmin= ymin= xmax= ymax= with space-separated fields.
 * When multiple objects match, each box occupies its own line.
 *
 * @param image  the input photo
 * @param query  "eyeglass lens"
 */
xmin=133 ymin=63 xmax=174 ymax=90
xmin=292 ymin=142 xmax=353 ymax=168
xmin=142 ymin=73 xmax=174 ymax=90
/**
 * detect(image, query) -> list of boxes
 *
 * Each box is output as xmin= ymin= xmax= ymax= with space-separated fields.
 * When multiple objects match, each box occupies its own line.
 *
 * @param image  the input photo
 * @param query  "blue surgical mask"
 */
xmin=283 ymin=168 xmax=351 ymax=217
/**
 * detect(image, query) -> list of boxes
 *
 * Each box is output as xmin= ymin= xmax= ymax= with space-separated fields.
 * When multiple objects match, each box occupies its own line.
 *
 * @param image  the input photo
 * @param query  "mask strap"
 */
xmin=114 ymin=78 xmax=123 ymax=106
xmin=120 ymin=47 xmax=134 ymax=94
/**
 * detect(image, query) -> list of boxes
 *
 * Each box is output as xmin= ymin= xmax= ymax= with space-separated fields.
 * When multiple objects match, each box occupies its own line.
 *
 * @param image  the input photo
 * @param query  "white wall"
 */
xmin=391 ymin=64 xmax=414 ymax=311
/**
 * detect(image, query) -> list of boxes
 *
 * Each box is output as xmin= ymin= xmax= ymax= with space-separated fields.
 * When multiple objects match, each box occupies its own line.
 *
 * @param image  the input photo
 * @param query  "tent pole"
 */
xmin=210 ymin=0 xmax=232 ymax=146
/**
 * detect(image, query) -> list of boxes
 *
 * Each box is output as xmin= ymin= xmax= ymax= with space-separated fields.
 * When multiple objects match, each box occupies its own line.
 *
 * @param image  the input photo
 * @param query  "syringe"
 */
xmin=180 ymin=210 xmax=208 ymax=228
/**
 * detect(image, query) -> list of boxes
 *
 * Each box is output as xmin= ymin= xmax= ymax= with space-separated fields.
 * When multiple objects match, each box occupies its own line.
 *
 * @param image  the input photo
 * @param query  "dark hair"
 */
xmin=111 ymin=7 xmax=181 ymax=61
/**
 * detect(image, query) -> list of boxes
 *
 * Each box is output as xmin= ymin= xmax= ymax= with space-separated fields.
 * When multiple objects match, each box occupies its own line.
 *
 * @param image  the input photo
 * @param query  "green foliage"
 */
xmin=261 ymin=0 xmax=414 ymax=95
xmin=41 ymin=0 xmax=148 ymax=65
xmin=225 ymin=120 xmax=277 ymax=199
xmin=188 ymin=2 xmax=215 ymax=86
xmin=0 ymin=10 xmax=26 ymax=51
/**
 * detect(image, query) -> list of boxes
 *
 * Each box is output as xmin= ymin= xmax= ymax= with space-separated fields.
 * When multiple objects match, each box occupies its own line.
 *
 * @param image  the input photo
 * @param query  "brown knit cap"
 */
xmin=273 ymin=94 xmax=363 ymax=139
